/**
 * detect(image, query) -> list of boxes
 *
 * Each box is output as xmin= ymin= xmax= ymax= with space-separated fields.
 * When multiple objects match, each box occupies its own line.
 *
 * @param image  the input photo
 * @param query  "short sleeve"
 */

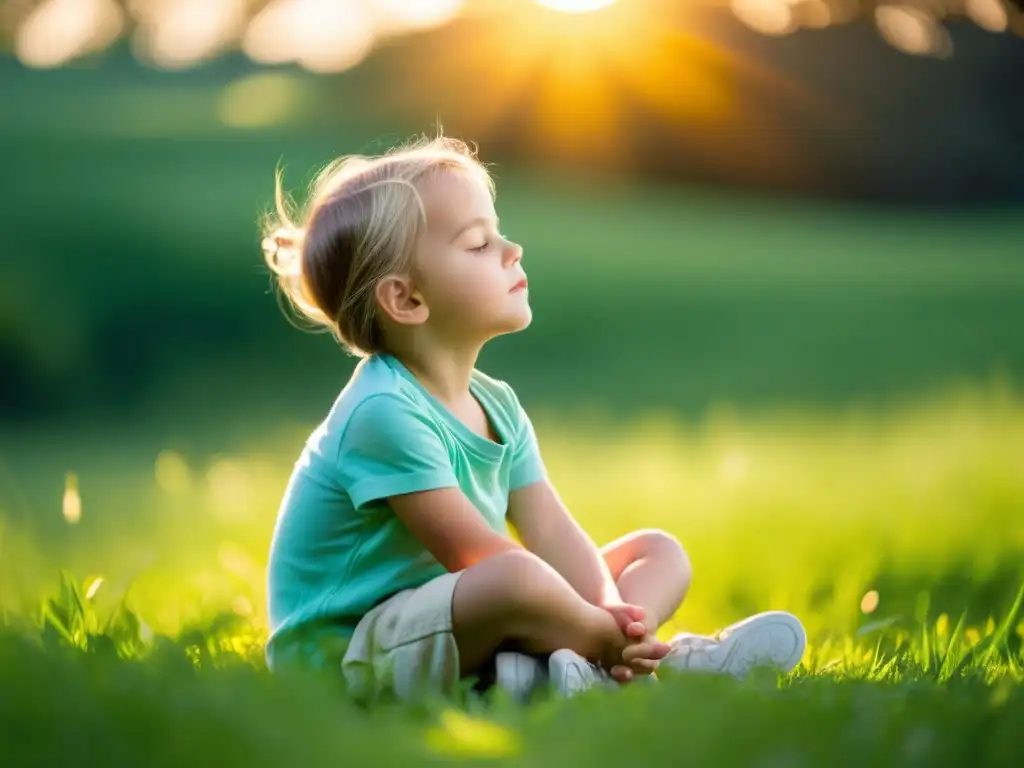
xmin=338 ymin=394 xmax=459 ymax=509
xmin=507 ymin=389 xmax=547 ymax=491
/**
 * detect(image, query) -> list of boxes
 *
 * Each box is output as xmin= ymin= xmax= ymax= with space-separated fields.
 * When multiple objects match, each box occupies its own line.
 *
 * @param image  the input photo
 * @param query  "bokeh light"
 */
xmin=62 ymin=472 xmax=81 ymax=524
xmin=861 ymin=590 xmax=880 ymax=614
xmin=7 ymin=0 xmax=1021 ymax=66
xmin=241 ymin=0 xmax=375 ymax=73
xmin=965 ymin=0 xmax=1010 ymax=30
xmin=155 ymin=450 xmax=191 ymax=495
xmin=15 ymin=0 xmax=124 ymax=69
xmin=875 ymin=4 xmax=953 ymax=57
xmin=129 ymin=0 xmax=248 ymax=69
xmin=535 ymin=0 xmax=618 ymax=12
xmin=85 ymin=577 xmax=104 ymax=600
xmin=371 ymin=0 xmax=466 ymax=34
xmin=731 ymin=0 xmax=797 ymax=35
xmin=216 ymin=72 xmax=307 ymax=129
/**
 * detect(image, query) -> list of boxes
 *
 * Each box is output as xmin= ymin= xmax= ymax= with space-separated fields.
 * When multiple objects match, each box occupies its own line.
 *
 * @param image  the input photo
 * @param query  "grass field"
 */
xmin=2 ymin=380 xmax=1023 ymax=766
xmin=4 ymin=52 xmax=1024 ymax=767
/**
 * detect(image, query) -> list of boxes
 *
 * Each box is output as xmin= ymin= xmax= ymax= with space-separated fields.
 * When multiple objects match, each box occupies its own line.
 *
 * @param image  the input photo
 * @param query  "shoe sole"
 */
xmin=716 ymin=611 xmax=806 ymax=677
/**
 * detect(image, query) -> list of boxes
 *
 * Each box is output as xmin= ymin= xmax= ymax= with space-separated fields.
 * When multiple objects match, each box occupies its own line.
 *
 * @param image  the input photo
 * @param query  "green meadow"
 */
xmin=2 ymin=132 xmax=1024 ymax=765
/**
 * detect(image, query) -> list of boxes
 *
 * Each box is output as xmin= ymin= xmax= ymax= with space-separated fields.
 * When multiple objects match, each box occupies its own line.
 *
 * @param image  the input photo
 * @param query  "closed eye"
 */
xmin=469 ymin=241 xmax=490 ymax=253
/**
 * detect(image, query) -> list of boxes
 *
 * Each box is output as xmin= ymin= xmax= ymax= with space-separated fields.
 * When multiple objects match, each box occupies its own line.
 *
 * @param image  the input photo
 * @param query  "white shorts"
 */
xmin=341 ymin=571 xmax=464 ymax=702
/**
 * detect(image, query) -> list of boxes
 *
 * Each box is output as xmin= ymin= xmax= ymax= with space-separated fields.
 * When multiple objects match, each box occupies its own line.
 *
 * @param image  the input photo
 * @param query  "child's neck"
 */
xmin=388 ymin=340 xmax=482 ymax=406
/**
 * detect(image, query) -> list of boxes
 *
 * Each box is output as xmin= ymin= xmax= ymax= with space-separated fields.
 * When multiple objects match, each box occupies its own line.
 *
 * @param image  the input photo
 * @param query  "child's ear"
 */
xmin=375 ymin=275 xmax=428 ymax=326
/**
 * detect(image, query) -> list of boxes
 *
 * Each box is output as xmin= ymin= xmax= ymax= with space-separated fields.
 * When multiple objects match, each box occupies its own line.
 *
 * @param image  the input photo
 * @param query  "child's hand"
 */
xmin=615 ymin=635 xmax=671 ymax=682
xmin=600 ymin=603 xmax=671 ymax=682
xmin=601 ymin=602 xmax=648 ymax=640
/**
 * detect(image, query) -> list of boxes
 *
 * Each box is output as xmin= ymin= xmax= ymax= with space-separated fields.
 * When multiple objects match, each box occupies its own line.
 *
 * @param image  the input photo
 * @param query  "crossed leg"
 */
xmin=451 ymin=529 xmax=692 ymax=676
xmin=600 ymin=528 xmax=692 ymax=633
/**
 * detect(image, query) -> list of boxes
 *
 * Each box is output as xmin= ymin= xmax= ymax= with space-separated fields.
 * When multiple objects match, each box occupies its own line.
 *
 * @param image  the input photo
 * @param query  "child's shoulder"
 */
xmin=302 ymin=356 xmax=421 ymax=461
xmin=471 ymin=367 xmax=524 ymax=418
xmin=335 ymin=355 xmax=420 ymax=415
xmin=470 ymin=366 xmax=510 ymax=395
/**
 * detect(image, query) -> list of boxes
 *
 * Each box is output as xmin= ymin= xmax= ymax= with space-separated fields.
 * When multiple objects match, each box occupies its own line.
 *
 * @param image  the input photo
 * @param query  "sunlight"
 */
xmin=15 ymin=0 xmax=124 ymax=68
xmin=964 ymin=0 xmax=1009 ymax=32
xmin=242 ymin=0 xmax=375 ymax=73
xmin=535 ymin=0 xmax=617 ymax=12
xmin=130 ymin=0 xmax=247 ymax=69
xmin=731 ymin=0 xmax=796 ymax=36
xmin=874 ymin=4 xmax=952 ymax=56
xmin=371 ymin=0 xmax=466 ymax=35
xmin=413 ymin=3 xmax=745 ymax=164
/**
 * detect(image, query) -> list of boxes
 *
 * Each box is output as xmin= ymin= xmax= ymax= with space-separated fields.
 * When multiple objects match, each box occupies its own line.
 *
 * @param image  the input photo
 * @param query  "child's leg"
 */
xmin=600 ymin=529 xmax=691 ymax=631
xmin=451 ymin=549 xmax=625 ymax=676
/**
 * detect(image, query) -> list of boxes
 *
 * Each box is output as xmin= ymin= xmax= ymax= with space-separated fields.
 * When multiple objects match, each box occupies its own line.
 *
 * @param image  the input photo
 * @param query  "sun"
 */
xmin=534 ymin=0 xmax=618 ymax=12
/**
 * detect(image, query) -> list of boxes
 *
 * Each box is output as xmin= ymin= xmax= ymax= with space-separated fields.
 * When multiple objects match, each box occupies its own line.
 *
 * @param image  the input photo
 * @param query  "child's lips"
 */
xmin=511 ymin=278 xmax=528 ymax=292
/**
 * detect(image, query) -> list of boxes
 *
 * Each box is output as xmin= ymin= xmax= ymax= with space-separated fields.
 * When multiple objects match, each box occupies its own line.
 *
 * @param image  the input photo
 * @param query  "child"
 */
xmin=261 ymin=135 xmax=806 ymax=703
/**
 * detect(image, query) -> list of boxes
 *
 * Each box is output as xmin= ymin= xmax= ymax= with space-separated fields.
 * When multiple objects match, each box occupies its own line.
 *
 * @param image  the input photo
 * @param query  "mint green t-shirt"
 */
xmin=265 ymin=353 xmax=546 ymax=670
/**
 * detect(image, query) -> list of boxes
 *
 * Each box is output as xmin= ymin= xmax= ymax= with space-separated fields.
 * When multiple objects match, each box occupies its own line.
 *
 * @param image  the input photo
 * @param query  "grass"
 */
xmin=2 ymin=380 xmax=1024 ymax=766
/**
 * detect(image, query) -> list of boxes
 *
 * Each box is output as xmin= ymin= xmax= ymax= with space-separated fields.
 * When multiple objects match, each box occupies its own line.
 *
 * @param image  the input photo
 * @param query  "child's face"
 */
xmin=412 ymin=169 xmax=532 ymax=344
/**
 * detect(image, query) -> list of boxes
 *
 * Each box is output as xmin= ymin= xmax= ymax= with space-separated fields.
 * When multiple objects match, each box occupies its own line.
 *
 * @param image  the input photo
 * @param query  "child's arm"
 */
xmin=390 ymin=487 xmax=524 ymax=573
xmin=507 ymin=479 xmax=623 ymax=609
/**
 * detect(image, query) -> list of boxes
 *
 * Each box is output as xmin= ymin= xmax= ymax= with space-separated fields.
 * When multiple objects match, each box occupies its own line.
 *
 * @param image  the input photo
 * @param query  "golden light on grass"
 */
xmin=85 ymin=577 xmax=104 ymax=600
xmin=535 ymin=0 xmax=618 ymax=12
xmin=206 ymin=459 xmax=252 ymax=521
xmin=155 ymin=450 xmax=191 ymax=495
xmin=63 ymin=472 xmax=82 ymax=524
xmin=719 ymin=450 xmax=750 ymax=483
xmin=861 ymin=590 xmax=880 ymax=614
xmin=218 ymin=541 xmax=258 ymax=579
xmin=231 ymin=595 xmax=253 ymax=616
xmin=15 ymin=0 xmax=124 ymax=68
xmin=425 ymin=709 xmax=521 ymax=759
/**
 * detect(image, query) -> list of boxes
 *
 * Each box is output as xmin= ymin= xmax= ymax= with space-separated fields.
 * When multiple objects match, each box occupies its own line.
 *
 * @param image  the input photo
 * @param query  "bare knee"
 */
xmin=636 ymin=529 xmax=692 ymax=592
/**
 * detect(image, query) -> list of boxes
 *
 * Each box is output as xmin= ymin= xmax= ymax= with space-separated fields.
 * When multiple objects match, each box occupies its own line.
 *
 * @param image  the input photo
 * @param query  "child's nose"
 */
xmin=503 ymin=240 xmax=523 ymax=265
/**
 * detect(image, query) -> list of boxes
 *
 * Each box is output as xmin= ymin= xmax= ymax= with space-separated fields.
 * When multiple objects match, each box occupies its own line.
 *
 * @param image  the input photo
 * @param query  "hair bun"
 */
xmin=262 ymin=227 xmax=304 ymax=273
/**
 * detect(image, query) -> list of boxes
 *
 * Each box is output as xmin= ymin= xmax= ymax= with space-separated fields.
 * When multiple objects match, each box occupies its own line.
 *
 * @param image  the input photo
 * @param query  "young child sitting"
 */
xmin=261 ymin=136 xmax=806 ymax=703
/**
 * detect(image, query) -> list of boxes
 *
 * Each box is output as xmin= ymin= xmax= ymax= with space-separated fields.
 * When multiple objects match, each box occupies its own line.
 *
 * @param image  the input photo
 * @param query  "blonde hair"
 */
xmin=261 ymin=135 xmax=494 ymax=357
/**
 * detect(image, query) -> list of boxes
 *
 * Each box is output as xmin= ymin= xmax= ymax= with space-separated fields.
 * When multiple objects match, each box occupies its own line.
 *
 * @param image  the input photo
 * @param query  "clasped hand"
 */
xmin=601 ymin=603 xmax=671 ymax=683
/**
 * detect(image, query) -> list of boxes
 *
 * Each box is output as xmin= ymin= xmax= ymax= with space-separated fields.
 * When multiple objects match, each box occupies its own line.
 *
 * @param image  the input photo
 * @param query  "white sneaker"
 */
xmin=494 ymin=652 xmax=547 ymax=703
xmin=547 ymin=648 xmax=613 ymax=698
xmin=663 ymin=611 xmax=806 ymax=679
